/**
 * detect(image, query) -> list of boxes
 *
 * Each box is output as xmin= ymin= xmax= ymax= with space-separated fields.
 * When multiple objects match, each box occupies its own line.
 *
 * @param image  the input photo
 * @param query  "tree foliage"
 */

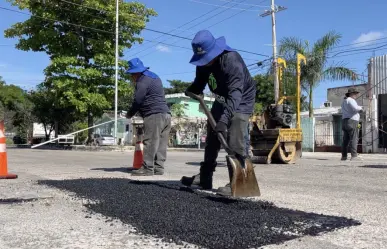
xmin=253 ymin=74 xmax=275 ymax=110
xmin=171 ymin=103 xmax=186 ymax=118
xmin=0 ymin=76 xmax=35 ymax=139
xmin=29 ymin=84 xmax=79 ymax=139
xmin=252 ymin=73 xmax=308 ymax=114
xmin=5 ymin=0 xmax=157 ymax=141
xmin=164 ymin=80 xmax=192 ymax=95
xmin=170 ymin=103 xmax=186 ymax=131
xmin=279 ymin=31 xmax=358 ymax=117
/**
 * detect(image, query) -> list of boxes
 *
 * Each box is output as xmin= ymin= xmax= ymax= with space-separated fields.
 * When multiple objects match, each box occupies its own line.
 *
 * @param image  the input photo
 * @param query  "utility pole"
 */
xmin=260 ymin=0 xmax=287 ymax=103
xmin=114 ymin=0 xmax=119 ymax=145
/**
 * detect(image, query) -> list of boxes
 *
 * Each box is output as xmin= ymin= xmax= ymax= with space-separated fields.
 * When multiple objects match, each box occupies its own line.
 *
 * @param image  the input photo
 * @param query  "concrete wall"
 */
xmin=327 ymin=84 xmax=368 ymax=107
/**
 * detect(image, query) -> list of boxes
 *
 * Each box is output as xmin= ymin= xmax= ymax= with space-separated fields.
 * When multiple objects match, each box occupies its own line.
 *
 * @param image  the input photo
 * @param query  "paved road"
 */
xmin=0 ymin=149 xmax=386 ymax=249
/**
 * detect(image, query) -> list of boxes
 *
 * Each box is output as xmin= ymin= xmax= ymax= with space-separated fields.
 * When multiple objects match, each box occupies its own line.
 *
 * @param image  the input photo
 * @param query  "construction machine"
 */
xmin=250 ymin=53 xmax=306 ymax=164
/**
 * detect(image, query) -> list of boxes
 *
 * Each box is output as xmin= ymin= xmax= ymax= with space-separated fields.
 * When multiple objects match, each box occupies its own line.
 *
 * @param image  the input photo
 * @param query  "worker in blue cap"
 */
xmin=180 ymin=30 xmax=256 ymax=195
xmin=125 ymin=58 xmax=171 ymax=176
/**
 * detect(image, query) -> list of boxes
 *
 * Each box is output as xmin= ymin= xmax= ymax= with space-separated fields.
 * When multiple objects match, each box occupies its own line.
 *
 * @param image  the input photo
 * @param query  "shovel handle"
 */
xmin=185 ymin=91 xmax=232 ymax=154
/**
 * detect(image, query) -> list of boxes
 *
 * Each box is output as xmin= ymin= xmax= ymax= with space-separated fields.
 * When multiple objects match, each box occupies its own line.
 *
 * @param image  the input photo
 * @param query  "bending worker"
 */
xmin=125 ymin=58 xmax=172 ymax=176
xmin=341 ymin=87 xmax=363 ymax=161
xmin=181 ymin=30 xmax=256 ymax=195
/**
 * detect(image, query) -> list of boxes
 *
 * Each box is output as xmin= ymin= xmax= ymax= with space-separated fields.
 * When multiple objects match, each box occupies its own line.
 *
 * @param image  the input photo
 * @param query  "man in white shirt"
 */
xmin=341 ymin=88 xmax=363 ymax=161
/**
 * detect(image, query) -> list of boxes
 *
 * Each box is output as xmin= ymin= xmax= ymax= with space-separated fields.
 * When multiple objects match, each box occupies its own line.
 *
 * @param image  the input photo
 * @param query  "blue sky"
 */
xmin=1 ymin=0 xmax=387 ymax=107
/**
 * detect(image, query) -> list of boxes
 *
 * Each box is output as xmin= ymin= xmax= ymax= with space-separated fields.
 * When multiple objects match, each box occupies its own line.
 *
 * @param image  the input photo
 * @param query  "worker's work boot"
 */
xmin=216 ymin=183 xmax=231 ymax=196
xmin=131 ymin=167 xmax=154 ymax=176
xmin=180 ymin=162 xmax=216 ymax=190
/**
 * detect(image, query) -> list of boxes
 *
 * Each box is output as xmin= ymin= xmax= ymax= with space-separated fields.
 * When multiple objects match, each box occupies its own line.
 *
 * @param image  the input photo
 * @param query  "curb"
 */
xmin=6 ymin=144 xmax=207 ymax=152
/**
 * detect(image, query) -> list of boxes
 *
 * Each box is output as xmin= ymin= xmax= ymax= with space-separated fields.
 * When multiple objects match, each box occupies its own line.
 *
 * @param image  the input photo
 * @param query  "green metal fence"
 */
xmin=301 ymin=117 xmax=315 ymax=152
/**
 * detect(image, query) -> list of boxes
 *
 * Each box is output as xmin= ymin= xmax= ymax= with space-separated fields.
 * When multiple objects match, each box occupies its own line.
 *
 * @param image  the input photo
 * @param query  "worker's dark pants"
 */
xmin=203 ymin=109 xmax=250 ymax=172
xmin=342 ymin=118 xmax=359 ymax=158
xmin=142 ymin=113 xmax=172 ymax=172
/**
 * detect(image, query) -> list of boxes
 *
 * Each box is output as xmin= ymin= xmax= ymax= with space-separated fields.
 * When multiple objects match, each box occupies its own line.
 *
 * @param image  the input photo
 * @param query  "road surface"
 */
xmin=0 ymin=149 xmax=386 ymax=249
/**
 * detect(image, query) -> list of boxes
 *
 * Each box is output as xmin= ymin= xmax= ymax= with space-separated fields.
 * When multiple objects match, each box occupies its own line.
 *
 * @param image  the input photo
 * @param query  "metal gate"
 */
xmin=301 ymin=117 xmax=315 ymax=152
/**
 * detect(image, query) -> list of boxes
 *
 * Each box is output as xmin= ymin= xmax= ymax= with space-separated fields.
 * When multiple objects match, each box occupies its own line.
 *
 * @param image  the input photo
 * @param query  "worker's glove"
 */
xmin=215 ymin=121 xmax=228 ymax=139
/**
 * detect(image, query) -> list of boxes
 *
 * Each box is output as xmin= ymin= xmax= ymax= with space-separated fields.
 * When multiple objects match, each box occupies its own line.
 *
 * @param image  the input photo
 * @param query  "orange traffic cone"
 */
xmin=0 ymin=121 xmax=17 ymax=179
xmin=132 ymin=127 xmax=144 ymax=169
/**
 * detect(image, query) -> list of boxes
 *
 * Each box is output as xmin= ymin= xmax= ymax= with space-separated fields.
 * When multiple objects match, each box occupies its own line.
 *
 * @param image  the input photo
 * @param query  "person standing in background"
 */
xmin=125 ymin=58 xmax=172 ymax=176
xmin=341 ymin=88 xmax=363 ymax=161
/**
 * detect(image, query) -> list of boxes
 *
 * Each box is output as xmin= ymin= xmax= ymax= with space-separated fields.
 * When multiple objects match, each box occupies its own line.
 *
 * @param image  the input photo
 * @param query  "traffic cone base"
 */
xmin=0 ymin=174 xmax=18 ymax=179
xmin=132 ymin=140 xmax=144 ymax=169
xmin=0 ymin=121 xmax=18 ymax=180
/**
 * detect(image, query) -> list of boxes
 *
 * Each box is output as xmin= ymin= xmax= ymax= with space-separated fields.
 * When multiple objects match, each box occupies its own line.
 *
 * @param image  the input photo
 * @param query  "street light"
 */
xmin=114 ymin=0 xmax=119 ymax=145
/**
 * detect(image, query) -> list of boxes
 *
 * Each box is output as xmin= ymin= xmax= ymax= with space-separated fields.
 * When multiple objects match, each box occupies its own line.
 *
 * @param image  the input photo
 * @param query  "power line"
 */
xmin=329 ymin=43 xmax=387 ymax=57
xmin=188 ymin=0 xmax=264 ymax=11
xmin=126 ymin=0 xmax=234 ymax=53
xmin=0 ymin=5 xmax=264 ymax=62
xmin=0 ymin=6 xmax=114 ymax=35
xmin=57 ymin=0 xmax=266 ymax=56
xmin=214 ymin=0 xmax=270 ymax=7
xmin=128 ymin=0 xmax=262 ymax=58
xmin=3 ymin=4 xmax=387 ymax=80
xmin=137 ymin=1 xmax=270 ymax=58
xmin=32 ymin=1 xmax=270 ymax=58
xmin=335 ymin=36 xmax=387 ymax=49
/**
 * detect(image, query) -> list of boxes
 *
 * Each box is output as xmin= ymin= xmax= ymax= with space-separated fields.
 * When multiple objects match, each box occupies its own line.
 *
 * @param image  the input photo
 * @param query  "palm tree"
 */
xmin=279 ymin=31 xmax=358 ymax=117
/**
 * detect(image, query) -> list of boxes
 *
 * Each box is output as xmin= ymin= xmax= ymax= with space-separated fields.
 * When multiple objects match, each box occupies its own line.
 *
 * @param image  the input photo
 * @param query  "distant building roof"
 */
xmin=301 ymin=106 xmax=341 ymax=117
xmin=165 ymin=93 xmax=215 ymax=102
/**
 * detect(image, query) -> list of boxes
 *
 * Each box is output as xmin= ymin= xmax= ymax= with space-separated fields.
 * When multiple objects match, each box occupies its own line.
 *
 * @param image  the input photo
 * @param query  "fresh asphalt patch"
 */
xmin=39 ymin=178 xmax=361 ymax=249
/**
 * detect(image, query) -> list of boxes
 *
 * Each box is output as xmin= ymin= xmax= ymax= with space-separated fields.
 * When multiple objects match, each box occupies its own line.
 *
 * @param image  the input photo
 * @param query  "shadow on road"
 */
xmin=185 ymin=161 xmax=227 ymax=167
xmin=360 ymin=165 xmax=387 ymax=169
xmin=39 ymin=178 xmax=361 ymax=249
xmin=90 ymin=167 xmax=136 ymax=173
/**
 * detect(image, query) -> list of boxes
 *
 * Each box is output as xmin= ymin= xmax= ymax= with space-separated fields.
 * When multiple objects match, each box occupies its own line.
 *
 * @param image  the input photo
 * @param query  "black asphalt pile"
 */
xmin=39 ymin=178 xmax=361 ymax=249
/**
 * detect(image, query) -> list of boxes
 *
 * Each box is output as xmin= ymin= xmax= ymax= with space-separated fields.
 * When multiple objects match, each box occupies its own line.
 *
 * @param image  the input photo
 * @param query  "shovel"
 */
xmin=185 ymin=91 xmax=261 ymax=198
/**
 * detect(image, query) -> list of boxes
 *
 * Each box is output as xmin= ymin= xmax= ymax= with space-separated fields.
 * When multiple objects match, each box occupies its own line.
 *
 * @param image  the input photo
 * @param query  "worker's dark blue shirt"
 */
xmin=128 ymin=70 xmax=170 ymax=118
xmin=187 ymin=51 xmax=256 ymax=124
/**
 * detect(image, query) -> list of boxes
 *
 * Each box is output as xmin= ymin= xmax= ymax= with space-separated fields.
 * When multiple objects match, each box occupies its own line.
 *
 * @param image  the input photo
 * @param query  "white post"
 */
xmin=260 ymin=1 xmax=286 ymax=103
xmin=114 ymin=0 xmax=119 ymax=145
xmin=270 ymin=0 xmax=279 ymax=103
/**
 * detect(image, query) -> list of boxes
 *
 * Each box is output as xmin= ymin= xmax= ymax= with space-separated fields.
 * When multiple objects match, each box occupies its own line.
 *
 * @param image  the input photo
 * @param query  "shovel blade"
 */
xmin=227 ymin=156 xmax=261 ymax=198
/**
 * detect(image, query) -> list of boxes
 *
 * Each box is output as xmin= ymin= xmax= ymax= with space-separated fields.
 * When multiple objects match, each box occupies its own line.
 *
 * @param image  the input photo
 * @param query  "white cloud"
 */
xmin=0 ymin=63 xmax=7 ymax=68
xmin=352 ymin=31 xmax=386 ymax=47
xmin=156 ymin=44 xmax=171 ymax=53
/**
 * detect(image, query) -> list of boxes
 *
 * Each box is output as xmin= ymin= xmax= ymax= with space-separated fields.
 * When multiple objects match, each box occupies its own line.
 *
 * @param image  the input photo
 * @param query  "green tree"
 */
xmin=170 ymin=103 xmax=186 ymax=131
xmin=252 ymin=73 xmax=309 ymax=114
xmin=279 ymin=31 xmax=358 ymax=117
xmin=0 ymin=77 xmax=34 ymax=138
xmin=0 ymin=77 xmax=27 ymax=112
xmin=117 ymin=83 xmax=135 ymax=111
xmin=5 ymin=0 xmax=157 ymax=142
xmin=253 ymin=74 xmax=275 ymax=111
xmin=29 ymin=85 xmax=79 ymax=140
xmin=164 ymin=80 xmax=192 ymax=94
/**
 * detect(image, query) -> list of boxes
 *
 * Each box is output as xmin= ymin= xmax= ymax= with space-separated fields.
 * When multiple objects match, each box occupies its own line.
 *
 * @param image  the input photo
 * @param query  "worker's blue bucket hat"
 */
xmin=125 ymin=58 xmax=149 ymax=74
xmin=189 ymin=30 xmax=234 ymax=66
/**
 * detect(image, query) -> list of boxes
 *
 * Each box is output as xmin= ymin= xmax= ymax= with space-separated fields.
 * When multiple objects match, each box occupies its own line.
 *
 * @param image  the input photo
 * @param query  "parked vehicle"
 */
xmin=93 ymin=134 xmax=115 ymax=146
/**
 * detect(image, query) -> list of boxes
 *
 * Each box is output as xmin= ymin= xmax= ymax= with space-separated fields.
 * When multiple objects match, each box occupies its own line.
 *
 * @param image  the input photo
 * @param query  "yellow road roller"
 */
xmin=250 ymin=53 xmax=306 ymax=164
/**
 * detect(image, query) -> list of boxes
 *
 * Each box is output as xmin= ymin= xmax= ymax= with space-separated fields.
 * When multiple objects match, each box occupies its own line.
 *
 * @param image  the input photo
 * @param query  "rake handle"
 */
xmin=185 ymin=91 xmax=232 ymax=155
